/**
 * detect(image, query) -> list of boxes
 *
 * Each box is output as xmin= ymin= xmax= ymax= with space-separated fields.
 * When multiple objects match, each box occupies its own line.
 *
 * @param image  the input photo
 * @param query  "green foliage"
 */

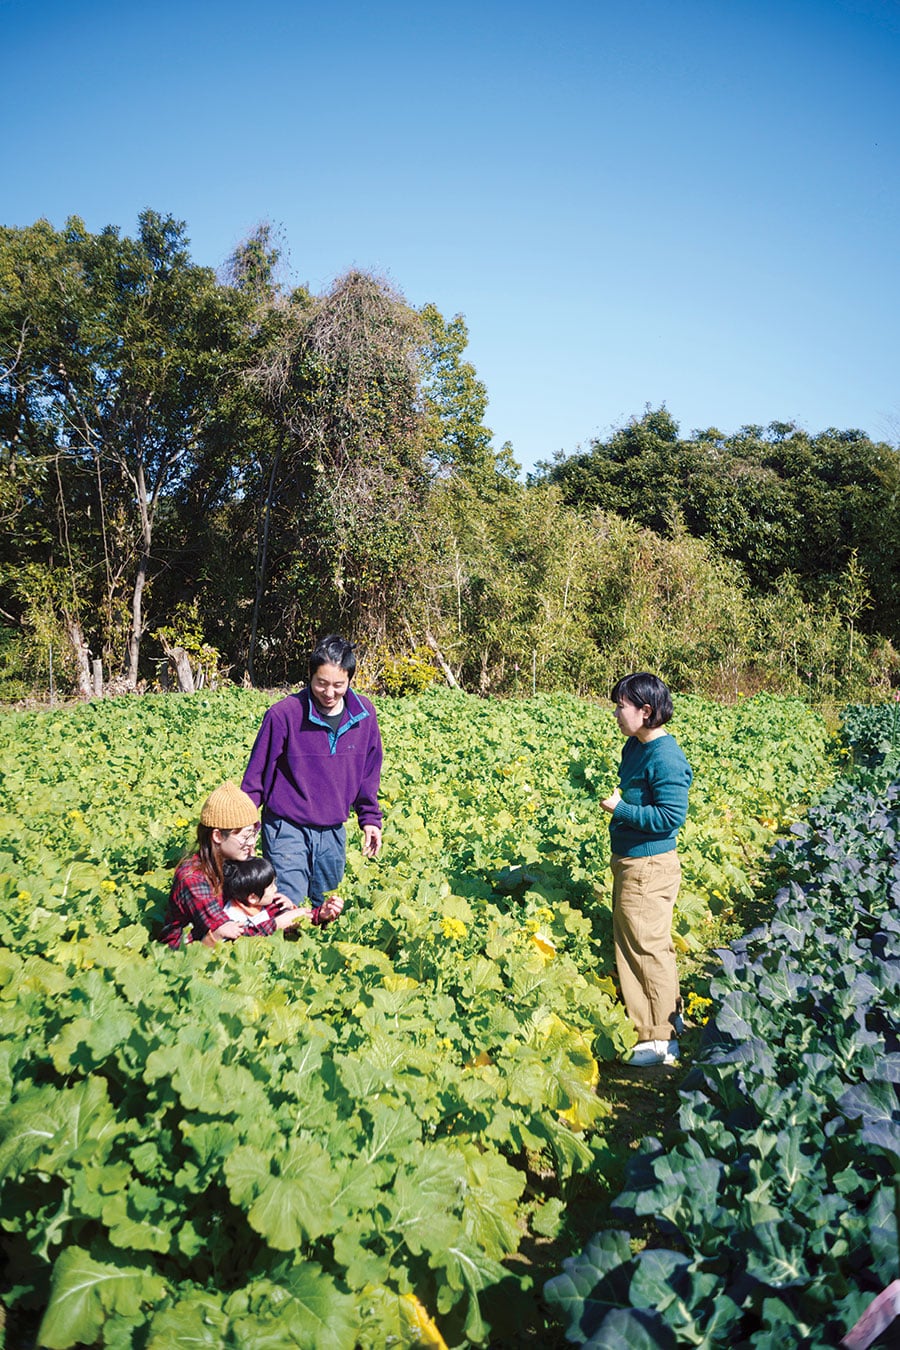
xmin=545 ymin=759 xmax=899 ymax=1347
xmin=376 ymin=646 xmax=440 ymax=697
xmin=0 ymin=625 xmax=29 ymax=702
xmin=840 ymin=698 xmax=900 ymax=772
xmin=3 ymin=211 xmax=898 ymax=701
xmin=544 ymin=409 xmax=900 ymax=643
xmin=415 ymin=479 xmax=896 ymax=700
xmin=419 ymin=304 xmax=517 ymax=491
xmin=0 ymin=211 xmax=253 ymax=688
xmin=0 ymin=689 xmax=835 ymax=1344
xmin=152 ymin=602 xmax=226 ymax=690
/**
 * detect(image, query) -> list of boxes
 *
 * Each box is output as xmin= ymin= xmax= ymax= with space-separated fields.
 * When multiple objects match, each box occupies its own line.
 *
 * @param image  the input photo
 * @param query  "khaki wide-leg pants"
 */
xmin=611 ymin=850 xmax=681 ymax=1042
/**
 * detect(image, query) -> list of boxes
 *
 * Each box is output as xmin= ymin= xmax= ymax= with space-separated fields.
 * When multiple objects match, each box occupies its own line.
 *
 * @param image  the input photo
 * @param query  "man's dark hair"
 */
xmin=308 ymin=634 xmax=357 ymax=682
xmin=222 ymin=855 xmax=277 ymax=904
xmin=610 ymin=672 xmax=674 ymax=728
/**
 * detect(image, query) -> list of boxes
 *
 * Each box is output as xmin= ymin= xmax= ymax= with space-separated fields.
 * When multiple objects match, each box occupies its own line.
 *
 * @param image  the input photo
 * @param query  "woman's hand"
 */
xmin=204 ymin=919 xmax=246 ymax=944
xmin=600 ymin=788 xmax=621 ymax=814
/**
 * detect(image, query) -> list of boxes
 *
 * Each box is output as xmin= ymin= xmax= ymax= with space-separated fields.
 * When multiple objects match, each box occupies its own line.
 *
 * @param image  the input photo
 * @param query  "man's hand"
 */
xmin=600 ymin=788 xmax=621 ymax=815
xmin=361 ymin=824 xmax=382 ymax=858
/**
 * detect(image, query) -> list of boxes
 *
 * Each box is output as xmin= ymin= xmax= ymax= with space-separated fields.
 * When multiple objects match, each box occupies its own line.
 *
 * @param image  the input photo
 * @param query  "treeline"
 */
xmin=1 ymin=211 xmax=897 ymax=703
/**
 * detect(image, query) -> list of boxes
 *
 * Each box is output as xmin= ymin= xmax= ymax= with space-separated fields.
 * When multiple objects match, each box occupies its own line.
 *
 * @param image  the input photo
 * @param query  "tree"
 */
xmin=0 ymin=211 xmax=249 ymax=687
xmin=233 ymin=269 xmax=431 ymax=679
xmin=418 ymin=303 xmax=514 ymax=489
xmin=543 ymin=410 xmax=900 ymax=642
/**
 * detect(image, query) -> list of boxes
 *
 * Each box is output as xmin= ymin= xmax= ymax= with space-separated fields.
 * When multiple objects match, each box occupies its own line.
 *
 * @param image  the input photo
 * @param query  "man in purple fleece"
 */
xmin=241 ymin=634 xmax=383 ymax=922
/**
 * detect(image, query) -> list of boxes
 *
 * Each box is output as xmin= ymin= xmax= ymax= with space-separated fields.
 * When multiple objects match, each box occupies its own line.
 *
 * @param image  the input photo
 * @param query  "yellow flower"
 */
xmin=531 ymin=932 xmax=556 ymax=957
xmin=686 ymin=991 xmax=713 ymax=1024
xmin=440 ymin=916 xmax=467 ymax=940
xmin=100 ymin=880 xmax=117 ymax=893
xmin=17 ymin=889 xmax=32 ymax=902
xmin=174 ymin=817 xmax=190 ymax=829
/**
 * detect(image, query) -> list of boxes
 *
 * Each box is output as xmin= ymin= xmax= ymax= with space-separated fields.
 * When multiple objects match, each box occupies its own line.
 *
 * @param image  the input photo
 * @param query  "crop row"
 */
xmin=546 ymin=720 xmax=900 ymax=1348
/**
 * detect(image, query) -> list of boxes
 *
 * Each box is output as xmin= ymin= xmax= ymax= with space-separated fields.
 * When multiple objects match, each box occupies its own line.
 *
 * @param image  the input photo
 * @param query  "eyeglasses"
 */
xmin=230 ymin=823 xmax=261 ymax=842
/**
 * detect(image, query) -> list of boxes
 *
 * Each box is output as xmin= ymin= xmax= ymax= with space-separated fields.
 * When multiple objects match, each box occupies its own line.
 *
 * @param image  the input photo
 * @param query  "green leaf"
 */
xmin=144 ymin=1043 xmax=267 ymax=1115
xmin=48 ymin=1008 xmax=137 ymax=1072
xmin=229 ymin=1266 xmax=359 ymax=1349
xmin=0 ymin=1077 xmax=120 ymax=1180
xmin=744 ymin=1219 xmax=811 ymax=1288
xmin=459 ymin=1144 xmax=525 ymax=1258
xmin=37 ymin=1246 xmax=166 ymax=1349
xmin=385 ymin=1149 xmax=467 ymax=1256
xmin=436 ymin=1244 xmax=512 ymax=1343
xmin=146 ymin=1290 xmax=230 ymax=1347
xmin=225 ymin=1139 xmax=340 ymax=1248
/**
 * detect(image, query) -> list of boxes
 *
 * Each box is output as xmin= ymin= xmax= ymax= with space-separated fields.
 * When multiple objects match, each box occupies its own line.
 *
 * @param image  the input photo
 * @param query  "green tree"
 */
xmin=0 ymin=211 xmax=248 ymax=688
xmin=543 ymin=410 xmax=900 ymax=642
xmin=232 ymin=269 xmax=429 ymax=679
xmin=418 ymin=304 xmax=517 ymax=490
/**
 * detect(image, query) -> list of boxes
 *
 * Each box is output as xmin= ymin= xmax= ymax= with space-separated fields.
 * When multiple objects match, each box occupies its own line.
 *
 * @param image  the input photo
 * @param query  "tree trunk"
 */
xmin=125 ymin=554 xmax=149 ymax=688
xmin=424 ymin=628 xmax=459 ymax=689
xmin=158 ymin=634 xmax=196 ymax=693
xmin=125 ymin=456 xmax=154 ymax=689
xmin=67 ymin=620 xmax=92 ymax=700
xmin=248 ymin=428 xmax=285 ymax=685
xmin=402 ymin=617 xmax=459 ymax=690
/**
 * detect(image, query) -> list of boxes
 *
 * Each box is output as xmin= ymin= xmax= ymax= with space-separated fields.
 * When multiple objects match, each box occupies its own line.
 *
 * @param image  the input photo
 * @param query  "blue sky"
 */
xmin=2 ymin=0 xmax=898 ymax=473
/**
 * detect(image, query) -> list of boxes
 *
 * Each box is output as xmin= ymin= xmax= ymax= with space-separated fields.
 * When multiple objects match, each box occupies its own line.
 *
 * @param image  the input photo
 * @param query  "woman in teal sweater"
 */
xmin=600 ymin=673 xmax=693 ymax=1068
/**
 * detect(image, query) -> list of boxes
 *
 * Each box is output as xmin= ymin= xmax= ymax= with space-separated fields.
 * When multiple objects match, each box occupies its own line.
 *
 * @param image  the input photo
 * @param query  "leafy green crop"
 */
xmin=546 ymin=769 xmax=900 ymax=1348
xmin=0 ymin=688 xmax=835 ymax=1346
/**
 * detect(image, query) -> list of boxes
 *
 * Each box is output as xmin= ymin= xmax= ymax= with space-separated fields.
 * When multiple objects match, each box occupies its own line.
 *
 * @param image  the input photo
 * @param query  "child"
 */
xmin=599 ymin=673 xmax=693 ymax=1068
xmin=222 ymin=856 xmax=345 ymax=930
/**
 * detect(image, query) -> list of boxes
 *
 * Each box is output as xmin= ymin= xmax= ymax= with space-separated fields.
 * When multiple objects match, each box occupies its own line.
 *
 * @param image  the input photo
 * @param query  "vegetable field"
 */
xmin=546 ymin=710 xmax=900 ymax=1348
xmin=0 ymin=688 xmax=835 ymax=1348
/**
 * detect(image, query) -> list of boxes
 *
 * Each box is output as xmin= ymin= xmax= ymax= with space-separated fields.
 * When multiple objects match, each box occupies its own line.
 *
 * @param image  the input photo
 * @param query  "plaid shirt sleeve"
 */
xmin=160 ymin=858 xmax=283 ymax=947
xmin=245 ymin=903 xmax=281 ymax=937
xmin=160 ymin=857 xmax=236 ymax=948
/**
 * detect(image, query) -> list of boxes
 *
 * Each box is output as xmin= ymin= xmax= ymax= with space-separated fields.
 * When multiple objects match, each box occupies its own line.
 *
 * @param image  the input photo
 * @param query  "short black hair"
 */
xmin=610 ymin=672 xmax=674 ymax=728
xmin=308 ymin=634 xmax=356 ymax=682
xmin=222 ymin=855 xmax=277 ymax=904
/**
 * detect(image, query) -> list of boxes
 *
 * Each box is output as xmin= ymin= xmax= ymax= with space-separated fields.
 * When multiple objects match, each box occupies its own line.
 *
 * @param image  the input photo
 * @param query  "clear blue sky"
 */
xmin=3 ymin=0 xmax=898 ymax=473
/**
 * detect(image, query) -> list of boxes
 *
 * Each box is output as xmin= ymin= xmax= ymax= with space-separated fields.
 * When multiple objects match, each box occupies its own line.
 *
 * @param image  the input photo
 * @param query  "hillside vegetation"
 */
xmin=1 ymin=214 xmax=897 ymax=703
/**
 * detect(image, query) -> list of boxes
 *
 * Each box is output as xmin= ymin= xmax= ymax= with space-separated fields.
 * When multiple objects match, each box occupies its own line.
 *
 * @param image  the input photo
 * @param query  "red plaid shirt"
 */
xmin=159 ymin=855 xmax=281 ymax=948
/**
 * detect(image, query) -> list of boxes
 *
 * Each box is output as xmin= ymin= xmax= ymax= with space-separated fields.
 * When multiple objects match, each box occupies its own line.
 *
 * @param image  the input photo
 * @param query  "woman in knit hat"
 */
xmin=159 ymin=781 xmax=304 ymax=947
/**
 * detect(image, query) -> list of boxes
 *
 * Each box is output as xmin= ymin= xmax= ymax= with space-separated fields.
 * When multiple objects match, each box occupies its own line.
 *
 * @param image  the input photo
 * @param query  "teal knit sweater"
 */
xmin=608 ymin=733 xmax=693 ymax=858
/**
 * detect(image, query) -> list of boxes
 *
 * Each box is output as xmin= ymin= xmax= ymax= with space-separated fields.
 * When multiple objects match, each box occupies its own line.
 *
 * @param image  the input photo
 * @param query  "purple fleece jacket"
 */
xmin=241 ymin=687 xmax=383 ymax=830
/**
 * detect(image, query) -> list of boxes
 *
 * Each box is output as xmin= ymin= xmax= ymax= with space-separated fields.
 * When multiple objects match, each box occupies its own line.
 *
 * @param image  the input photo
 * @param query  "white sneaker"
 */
xmin=626 ymin=1039 xmax=679 ymax=1067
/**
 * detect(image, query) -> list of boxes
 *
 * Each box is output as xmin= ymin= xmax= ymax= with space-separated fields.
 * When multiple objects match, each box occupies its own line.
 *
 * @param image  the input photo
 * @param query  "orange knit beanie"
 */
xmin=199 ymin=780 xmax=259 ymax=829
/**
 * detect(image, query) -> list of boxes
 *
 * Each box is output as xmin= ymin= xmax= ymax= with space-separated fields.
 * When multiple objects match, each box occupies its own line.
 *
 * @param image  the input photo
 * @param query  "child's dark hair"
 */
xmin=222 ymin=856 xmax=277 ymax=904
xmin=309 ymin=634 xmax=356 ymax=682
xmin=610 ymin=672 xmax=674 ymax=728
